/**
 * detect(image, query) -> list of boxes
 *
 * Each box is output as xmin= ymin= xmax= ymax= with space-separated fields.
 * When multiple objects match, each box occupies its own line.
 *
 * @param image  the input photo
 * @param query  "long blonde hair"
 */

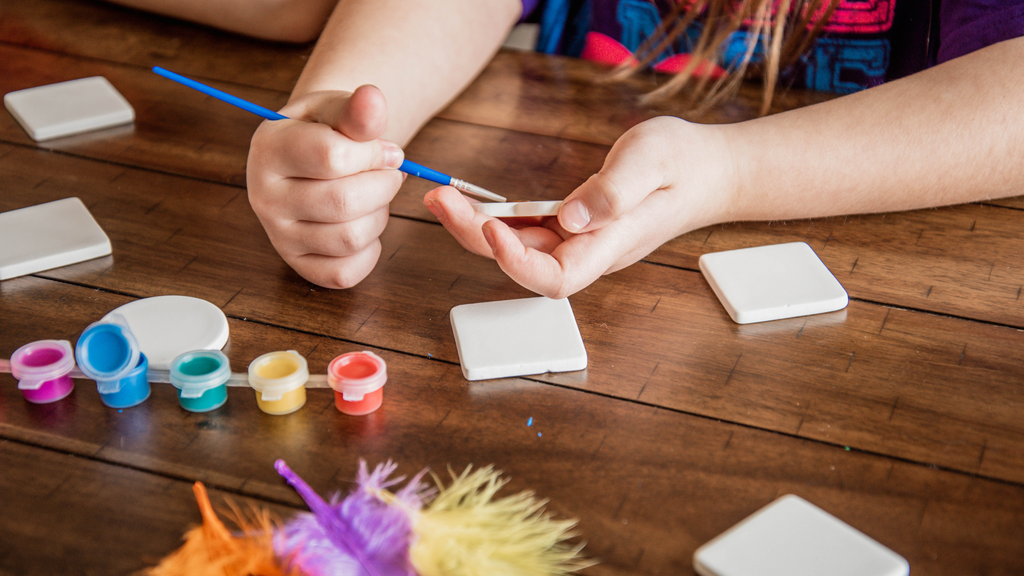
xmin=610 ymin=0 xmax=842 ymax=114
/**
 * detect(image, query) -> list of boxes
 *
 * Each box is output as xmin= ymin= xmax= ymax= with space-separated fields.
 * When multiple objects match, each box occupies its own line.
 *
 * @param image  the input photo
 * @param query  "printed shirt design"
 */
xmin=536 ymin=0 xmax=898 ymax=93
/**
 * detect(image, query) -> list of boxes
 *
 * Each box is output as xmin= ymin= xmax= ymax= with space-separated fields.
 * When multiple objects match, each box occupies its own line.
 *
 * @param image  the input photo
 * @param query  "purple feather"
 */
xmin=274 ymin=460 xmax=428 ymax=576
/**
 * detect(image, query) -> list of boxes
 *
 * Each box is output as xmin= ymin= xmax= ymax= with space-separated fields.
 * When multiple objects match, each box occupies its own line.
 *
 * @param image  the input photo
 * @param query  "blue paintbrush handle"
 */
xmin=152 ymin=67 xmax=504 ymax=201
xmin=398 ymin=160 xmax=451 ymax=187
xmin=153 ymin=66 xmax=287 ymax=121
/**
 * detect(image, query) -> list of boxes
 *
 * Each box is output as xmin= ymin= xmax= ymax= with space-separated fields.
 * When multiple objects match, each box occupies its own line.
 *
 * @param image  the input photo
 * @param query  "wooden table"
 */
xmin=2 ymin=1 xmax=1023 ymax=574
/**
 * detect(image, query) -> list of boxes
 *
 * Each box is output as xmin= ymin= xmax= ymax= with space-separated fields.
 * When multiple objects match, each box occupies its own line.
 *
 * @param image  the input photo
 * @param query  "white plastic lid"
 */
xmin=75 ymin=319 xmax=140 ymax=383
xmin=247 ymin=350 xmax=309 ymax=402
xmin=11 ymin=340 xmax=75 ymax=390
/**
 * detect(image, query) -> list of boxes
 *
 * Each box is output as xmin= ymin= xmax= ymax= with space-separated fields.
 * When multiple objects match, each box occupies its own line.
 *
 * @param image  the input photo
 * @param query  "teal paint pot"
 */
xmin=170 ymin=350 xmax=230 ymax=412
xmin=75 ymin=321 xmax=151 ymax=409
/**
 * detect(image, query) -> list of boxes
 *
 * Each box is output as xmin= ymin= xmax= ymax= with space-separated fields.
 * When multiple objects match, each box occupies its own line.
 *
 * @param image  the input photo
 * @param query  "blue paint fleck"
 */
xmin=527 ymin=417 xmax=533 ymax=427
xmin=118 ymin=410 xmax=122 ymax=413
xmin=427 ymin=353 xmax=433 ymax=358
xmin=845 ymin=446 xmax=850 ymax=451
xmin=538 ymin=432 xmax=542 ymax=437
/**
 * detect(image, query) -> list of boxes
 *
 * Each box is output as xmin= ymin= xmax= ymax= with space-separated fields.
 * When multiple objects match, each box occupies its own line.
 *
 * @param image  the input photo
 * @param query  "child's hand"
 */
xmin=423 ymin=116 xmax=738 ymax=298
xmin=246 ymin=85 xmax=406 ymax=288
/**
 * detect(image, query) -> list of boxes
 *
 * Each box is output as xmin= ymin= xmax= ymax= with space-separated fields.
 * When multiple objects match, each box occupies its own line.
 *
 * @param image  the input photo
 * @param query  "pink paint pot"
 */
xmin=327 ymin=351 xmax=387 ymax=416
xmin=11 ymin=340 xmax=76 ymax=404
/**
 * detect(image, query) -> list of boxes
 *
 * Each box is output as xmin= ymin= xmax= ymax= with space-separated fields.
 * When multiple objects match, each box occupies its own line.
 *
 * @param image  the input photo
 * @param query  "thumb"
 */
xmin=316 ymin=84 xmax=389 ymax=142
xmin=558 ymin=130 xmax=667 ymax=234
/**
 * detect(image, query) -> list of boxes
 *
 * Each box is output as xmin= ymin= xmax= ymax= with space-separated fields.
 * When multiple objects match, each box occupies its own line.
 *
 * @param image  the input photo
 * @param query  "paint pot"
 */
xmin=247 ymin=350 xmax=308 ymax=415
xmin=10 ymin=340 xmax=76 ymax=403
xmin=75 ymin=321 xmax=151 ymax=409
xmin=328 ymin=351 xmax=387 ymax=416
xmin=170 ymin=350 xmax=230 ymax=412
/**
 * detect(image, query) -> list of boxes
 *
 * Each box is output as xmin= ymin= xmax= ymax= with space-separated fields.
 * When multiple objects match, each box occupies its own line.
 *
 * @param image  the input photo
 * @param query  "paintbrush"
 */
xmin=152 ymin=66 xmax=505 ymax=202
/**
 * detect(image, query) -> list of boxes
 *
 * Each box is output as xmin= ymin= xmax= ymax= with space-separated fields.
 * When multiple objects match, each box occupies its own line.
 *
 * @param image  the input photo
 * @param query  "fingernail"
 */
xmin=384 ymin=145 xmax=404 ymax=169
xmin=559 ymin=199 xmax=591 ymax=233
xmin=482 ymin=223 xmax=497 ymax=250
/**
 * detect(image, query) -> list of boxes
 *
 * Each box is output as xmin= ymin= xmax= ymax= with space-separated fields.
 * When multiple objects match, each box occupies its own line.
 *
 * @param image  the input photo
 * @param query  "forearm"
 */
xmin=103 ymin=0 xmax=338 ymax=42
xmin=722 ymin=36 xmax=1024 ymax=223
xmin=292 ymin=0 xmax=522 ymax=145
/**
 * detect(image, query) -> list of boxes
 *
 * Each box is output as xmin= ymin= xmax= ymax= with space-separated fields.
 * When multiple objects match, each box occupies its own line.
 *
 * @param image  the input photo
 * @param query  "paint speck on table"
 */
xmin=527 ymin=417 xmax=533 ymax=427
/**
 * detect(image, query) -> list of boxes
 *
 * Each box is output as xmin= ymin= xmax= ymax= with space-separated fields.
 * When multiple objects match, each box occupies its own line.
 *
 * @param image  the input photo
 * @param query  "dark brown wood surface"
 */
xmin=2 ymin=1 xmax=1023 ymax=574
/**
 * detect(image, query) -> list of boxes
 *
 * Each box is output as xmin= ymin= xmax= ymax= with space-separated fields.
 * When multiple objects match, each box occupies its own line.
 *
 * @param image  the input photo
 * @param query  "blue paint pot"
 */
xmin=75 ymin=321 xmax=151 ymax=409
xmin=169 ymin=350 xmax=230 ymax=412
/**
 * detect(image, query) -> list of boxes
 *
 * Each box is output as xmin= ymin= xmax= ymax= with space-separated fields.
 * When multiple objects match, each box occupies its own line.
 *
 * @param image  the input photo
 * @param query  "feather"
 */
xmin=142 ymin=482 xmax=296 ymax=576
xmin=274 ymin=460 xmax=424 ymax=576
xmin=409 ymin=466 xmax=593 ymax=576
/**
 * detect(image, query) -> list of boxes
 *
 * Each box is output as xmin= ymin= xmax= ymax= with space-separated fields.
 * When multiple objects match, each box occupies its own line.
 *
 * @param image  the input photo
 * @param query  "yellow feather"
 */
xmin=410 ymin=466 xmax=594 ymax=576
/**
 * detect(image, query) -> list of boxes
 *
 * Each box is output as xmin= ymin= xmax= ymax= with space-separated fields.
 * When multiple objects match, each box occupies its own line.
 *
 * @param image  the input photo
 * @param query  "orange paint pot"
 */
xmin=328 ymin=351 xmax=387 ymax=416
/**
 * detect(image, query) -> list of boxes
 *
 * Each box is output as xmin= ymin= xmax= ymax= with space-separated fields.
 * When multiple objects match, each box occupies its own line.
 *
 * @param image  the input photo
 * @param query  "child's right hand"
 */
xmin=246 ymin=85 xmax=406 ymax=289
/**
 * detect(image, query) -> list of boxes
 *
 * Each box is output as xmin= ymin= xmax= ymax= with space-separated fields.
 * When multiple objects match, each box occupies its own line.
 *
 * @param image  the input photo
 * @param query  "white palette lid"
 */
xmin=450 ymin=297 xmax=587 ymax=381
xmin=101 ymin=295 xmax=229 ymax=371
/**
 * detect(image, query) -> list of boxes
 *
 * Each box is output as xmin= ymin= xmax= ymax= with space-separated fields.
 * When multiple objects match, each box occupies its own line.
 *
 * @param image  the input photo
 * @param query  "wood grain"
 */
xmin=3 ymin=278 xmax=1023 ymax=576
xmin=3 ymin=143 xmax=1023 ymax=486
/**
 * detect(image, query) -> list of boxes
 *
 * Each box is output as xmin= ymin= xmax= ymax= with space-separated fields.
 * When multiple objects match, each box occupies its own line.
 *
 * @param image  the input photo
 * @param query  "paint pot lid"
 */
xmin=247 ymin=350 xmax=309 ymax=402
xmin=11 ymin=340 xmax=75 ymax=390
xmin=170 ymin=349 xmax=231 ymax=398
xmin=101 ymin=295 xmax=229 ymax=371
xmin=328 ymin=351 xmax=387 ymax=401
xmin=75 ymin=321 xmax=141 ymax=382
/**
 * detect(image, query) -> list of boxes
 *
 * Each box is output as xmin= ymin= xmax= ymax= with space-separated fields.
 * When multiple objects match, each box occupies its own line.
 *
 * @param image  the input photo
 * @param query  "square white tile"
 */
xmin=699 ymin=242 xmax=848 ymax=324
xmin=4 ymin=76 xmax=134 ymax=141
xmin=694 ymin=495 xmax=909 ymax=576
xmin=0 ymin=197 xmax=112 ymax=281
xmin=449 ymin=297 xmax=587 ymax=381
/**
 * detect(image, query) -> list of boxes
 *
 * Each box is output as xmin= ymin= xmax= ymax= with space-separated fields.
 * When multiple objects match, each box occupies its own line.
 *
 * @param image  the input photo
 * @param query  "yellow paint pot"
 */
xmin=247 ymin=350 xmax=308 ymax=415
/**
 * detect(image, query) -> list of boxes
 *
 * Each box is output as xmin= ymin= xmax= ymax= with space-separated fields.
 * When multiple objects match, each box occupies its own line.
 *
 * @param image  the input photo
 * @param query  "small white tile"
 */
xmin=699 ymin=242 xmax=848 ymax=324
xmin=694 ymin=495 xmax=909 ymax=576
xmin=450 ymin=297 xmax=587 ymax=381
xmin=4 ymin=76 xmax=134 ymax=141
xmin=473 ymin=200 xmax=562 ymax=218
xmin=0 ymin=197 xmax=112 ymax=281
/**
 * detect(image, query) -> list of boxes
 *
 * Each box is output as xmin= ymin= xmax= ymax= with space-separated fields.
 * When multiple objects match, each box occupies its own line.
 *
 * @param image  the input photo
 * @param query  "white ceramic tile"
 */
xmin=101 ymin=296 xmax=230 ymax=371
xmin=4 ymin=76 xmax=135 ymax=141
xmin=699 ymin=242 xmax=848 ymax=324
xmin=473 ymin=200 xmax=562 ymax=218
xmin=694 ymin=495 xmax=909 ymax=576
xmin=0 ymin=197 xmax=112 ymax=281
xmin=449 ymin=297 xmax=587 ymax=381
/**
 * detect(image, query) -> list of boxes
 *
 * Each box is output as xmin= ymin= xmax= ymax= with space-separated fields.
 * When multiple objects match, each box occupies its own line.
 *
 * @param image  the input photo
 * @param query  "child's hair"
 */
xmin=610 ymin=0 xmax=841 ymax=115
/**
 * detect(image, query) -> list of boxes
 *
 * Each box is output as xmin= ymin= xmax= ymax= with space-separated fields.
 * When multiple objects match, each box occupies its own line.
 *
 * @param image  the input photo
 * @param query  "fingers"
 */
xmin=289 ymin=240 xmax=383 ymax=290
xmin=264 ymin=87 xmax=404 ymax=179
xmin=263 ymin=169 xmax=403 ymax=224
xmin=423 ymin=185 xmax=494 ymax=255
xmin=245 ymin=88 xmax=407 ymax=290
xmin=424 ymin=186 xmax=565 ymax=256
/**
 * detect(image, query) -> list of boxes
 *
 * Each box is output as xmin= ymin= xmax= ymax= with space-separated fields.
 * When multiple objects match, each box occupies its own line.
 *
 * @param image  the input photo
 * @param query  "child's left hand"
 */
xmin=423 ymin=116 xmax=738 ymax=298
